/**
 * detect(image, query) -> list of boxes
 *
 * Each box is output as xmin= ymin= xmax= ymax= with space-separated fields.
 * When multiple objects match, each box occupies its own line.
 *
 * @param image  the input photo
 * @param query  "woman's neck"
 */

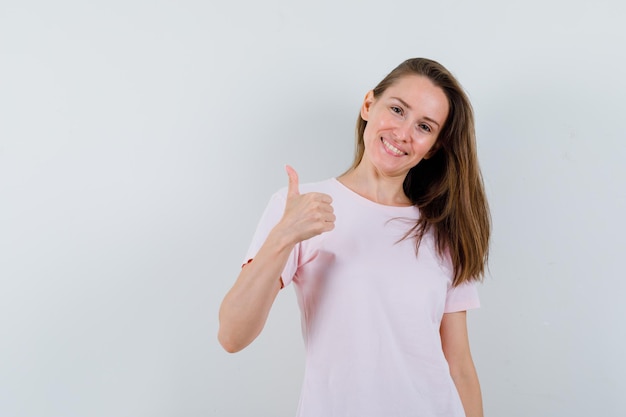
xmin=337 ymin=165 xmax=412 ymax=207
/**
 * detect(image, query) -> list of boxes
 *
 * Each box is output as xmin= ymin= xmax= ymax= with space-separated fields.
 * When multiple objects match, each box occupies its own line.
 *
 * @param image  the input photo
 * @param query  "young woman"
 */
xmin=218 ymin=58 xmax=490 ymax=417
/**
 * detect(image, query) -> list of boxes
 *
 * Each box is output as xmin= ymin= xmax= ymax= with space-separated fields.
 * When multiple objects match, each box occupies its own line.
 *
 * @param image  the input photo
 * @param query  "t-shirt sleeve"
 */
xmin=444 ymin=280 xmax=480 ymax=313
xmin=243 ymin=190 xmax=299 ymax=287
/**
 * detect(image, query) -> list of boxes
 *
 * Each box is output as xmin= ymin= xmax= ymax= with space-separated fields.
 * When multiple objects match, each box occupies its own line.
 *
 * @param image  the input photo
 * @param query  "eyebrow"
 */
xmin=391 ymin=97 xmax=442 ymax=129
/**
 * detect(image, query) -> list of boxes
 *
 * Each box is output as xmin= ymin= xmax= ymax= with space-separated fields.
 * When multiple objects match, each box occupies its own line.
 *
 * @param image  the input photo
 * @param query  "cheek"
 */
xmin=365 ymin=113 xmax=392 ymax=138
xmin=375 ymin=113 xmax=394 ymax=130
xmin=363 ymin=122 xmax=378 ymax=143
xmin=424 ymin=136 xmax=438 ymax=148
xmin=419 ymin=137 xmax=439 ymax=156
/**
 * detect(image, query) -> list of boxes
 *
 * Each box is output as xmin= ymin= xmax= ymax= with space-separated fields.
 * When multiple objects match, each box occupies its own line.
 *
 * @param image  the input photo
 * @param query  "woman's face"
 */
xmin=360 ymin=75 xmax=449 ymax=179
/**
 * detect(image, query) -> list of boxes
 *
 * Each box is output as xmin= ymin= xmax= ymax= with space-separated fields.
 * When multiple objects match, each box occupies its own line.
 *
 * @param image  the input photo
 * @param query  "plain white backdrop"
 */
xmin=1 ymin=1 xmax=625 ymax=416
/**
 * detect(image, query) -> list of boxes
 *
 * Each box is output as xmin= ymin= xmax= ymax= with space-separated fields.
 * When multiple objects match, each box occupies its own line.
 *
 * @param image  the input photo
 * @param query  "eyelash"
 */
xmin=391 ymin=106 xmax=403 ymax=115
xmin=390 ymin=106 xmax=432 ymax=133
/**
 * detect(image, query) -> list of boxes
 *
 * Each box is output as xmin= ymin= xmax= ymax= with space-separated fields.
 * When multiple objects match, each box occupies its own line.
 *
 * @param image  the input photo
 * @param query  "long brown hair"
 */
xmin=351 ymin=58 xmax=490 ymax=286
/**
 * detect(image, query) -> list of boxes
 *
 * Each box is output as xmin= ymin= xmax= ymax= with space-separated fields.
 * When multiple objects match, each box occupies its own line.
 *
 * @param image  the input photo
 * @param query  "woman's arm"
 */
xmin=218 ymin=166 xmax=335 ymax=353
xmin=440 ymin=311 xmax=484 ymax=417
xmin=218 ymin=229 xmax=294 ymax=353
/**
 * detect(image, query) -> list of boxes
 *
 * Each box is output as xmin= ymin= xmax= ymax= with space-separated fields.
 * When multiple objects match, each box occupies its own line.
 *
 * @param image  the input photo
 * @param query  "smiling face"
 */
xmin=359 ymin=75 xmax=449 ymax=179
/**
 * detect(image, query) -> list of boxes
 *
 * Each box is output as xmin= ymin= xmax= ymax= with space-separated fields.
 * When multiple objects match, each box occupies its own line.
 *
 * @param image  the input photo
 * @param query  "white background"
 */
xmin=1 ymin=1 xmax=625 ymax=416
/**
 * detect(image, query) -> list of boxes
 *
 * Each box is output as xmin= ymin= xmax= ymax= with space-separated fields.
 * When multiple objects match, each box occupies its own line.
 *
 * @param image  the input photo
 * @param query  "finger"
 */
xmin=307 ymin=192 xmax=333 ymax=204
xmin=285 ymin=164 xmax=300 ymax=197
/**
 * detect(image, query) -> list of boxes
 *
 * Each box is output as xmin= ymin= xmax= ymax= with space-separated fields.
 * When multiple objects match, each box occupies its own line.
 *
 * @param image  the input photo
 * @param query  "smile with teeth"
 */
xmin=381 ymin=138 xmax=407 ymax=156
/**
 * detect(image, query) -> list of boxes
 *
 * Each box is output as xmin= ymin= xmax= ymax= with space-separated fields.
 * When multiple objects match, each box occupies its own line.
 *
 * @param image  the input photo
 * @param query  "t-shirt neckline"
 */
xmin=330 ymin=177 xmax=419 ymax=215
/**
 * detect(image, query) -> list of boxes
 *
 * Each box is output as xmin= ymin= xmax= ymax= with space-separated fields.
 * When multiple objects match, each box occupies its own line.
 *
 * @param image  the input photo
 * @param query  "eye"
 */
xmin=418 ymin=123 xmax=432 ymax=133
xmin=390 ymin=106 xmax=403 ymax=115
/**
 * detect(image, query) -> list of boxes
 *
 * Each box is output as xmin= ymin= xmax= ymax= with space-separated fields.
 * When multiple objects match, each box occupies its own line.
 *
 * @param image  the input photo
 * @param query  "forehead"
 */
xmin=381 ymin=75 xmax=449 ymax=121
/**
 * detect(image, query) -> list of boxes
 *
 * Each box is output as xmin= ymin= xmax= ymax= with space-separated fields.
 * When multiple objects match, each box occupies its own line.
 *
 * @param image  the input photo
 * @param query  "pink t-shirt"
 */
xmin=245 ymin=178 xmax=480 ymax=417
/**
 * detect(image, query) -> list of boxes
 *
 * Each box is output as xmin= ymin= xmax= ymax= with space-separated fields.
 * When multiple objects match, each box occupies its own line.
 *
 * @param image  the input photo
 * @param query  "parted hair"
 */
xmin=351 ymin=58 xmax=491 ymax=286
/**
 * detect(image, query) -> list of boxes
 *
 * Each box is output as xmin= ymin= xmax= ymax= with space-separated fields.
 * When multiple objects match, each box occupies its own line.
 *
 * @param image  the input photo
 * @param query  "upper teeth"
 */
xmin=383 ymin=139 xmax=405 ymax=155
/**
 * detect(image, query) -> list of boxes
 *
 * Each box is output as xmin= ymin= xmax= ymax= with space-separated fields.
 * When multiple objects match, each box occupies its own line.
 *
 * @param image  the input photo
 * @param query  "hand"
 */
xmin=276 ymin=165 xmax=335 ymax=245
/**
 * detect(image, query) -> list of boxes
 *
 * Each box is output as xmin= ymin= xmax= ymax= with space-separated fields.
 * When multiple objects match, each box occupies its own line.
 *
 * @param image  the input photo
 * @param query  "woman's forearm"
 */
xmin=451 ymin=364 xmax=483 ymax=417
xmin=217 ymin=230 xmax=294 ymax=353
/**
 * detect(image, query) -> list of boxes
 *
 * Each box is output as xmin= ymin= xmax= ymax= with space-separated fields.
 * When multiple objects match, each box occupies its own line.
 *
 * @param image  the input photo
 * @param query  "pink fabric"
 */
xmin=245 ymin=178 xmax=479 ymax=417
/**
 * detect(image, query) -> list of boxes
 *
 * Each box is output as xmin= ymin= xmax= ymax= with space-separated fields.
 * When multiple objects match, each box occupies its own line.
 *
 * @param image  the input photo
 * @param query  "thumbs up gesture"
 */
xmin=276 ymin=165 xmax=335 ymax=245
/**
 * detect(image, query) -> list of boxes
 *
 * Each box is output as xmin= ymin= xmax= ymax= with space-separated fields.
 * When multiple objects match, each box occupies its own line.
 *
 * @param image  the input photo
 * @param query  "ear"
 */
xmin=360 ymin=90 xmax=375 ymax=121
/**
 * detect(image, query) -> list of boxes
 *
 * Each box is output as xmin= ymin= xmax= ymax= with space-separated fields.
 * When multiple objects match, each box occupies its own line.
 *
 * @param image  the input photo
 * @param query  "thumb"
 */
xmin=285 ymin=164 xmax=300 ymax=197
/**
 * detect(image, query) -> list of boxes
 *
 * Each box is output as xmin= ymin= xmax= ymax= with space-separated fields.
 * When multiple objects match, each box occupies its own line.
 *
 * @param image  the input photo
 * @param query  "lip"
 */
xmin=380 ymin=137 xmax=407 ymax=156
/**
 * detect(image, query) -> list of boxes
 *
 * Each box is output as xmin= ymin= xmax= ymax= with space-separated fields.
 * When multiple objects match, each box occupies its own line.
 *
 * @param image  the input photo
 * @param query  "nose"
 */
xmin=393 ymin=119 xmax=412 ymax=142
